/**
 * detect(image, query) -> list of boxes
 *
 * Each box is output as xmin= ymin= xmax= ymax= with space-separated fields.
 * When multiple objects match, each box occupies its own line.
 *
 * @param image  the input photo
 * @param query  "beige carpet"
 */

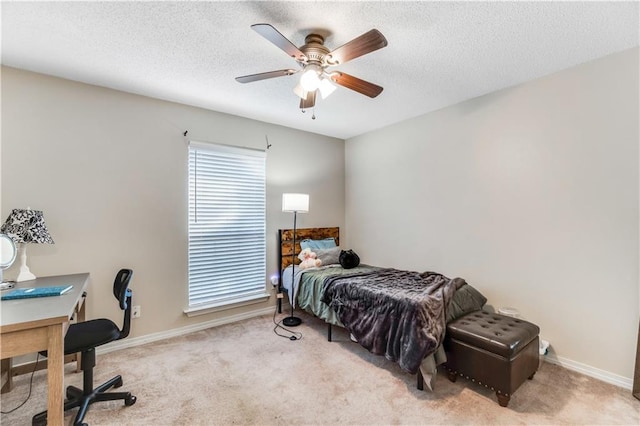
xmin=1 ymin=310 xmax=639 ymax=425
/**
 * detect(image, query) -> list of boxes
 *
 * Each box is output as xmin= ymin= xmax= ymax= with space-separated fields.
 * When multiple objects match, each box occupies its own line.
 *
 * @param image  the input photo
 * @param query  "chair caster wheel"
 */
xmin=125 ymin=395 xmax=137 ymax=406
xmin=114 ymin=377 xmax=123 ymax=388
xmin=32 ymin=417 xmax=47 ymax=426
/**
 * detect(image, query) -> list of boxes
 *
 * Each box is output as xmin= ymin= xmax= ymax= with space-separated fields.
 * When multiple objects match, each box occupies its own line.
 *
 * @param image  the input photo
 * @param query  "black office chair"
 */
xmin=33 ymin=269 xmax=137 ymax=426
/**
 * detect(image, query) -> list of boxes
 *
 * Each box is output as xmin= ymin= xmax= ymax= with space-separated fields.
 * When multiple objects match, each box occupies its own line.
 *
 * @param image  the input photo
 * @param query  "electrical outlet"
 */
xmin=132 ymin=305 xmax=141 ymax=318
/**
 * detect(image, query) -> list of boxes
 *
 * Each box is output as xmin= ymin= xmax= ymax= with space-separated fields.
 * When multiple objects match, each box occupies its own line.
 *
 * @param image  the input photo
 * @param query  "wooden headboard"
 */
xmin=278 ymin=227 xmax=340 ymax=272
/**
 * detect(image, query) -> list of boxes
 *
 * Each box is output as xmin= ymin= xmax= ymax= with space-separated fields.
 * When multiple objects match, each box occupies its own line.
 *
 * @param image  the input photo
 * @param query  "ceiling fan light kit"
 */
xmin=236 ymin=24 xmax=388 ymax=119
xmin=318 ymin=78 xmax=336 ymax=99
xmin=299 ymin=64 xmax=323 ymax=91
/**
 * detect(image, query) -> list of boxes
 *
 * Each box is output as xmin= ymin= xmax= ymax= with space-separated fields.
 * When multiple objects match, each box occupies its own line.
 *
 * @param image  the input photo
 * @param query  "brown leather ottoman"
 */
xmin=443 ymin=310 xmax=540 ymax=407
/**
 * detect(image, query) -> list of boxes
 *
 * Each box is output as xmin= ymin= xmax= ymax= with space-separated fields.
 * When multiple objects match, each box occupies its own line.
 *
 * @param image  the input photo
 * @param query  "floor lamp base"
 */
xmin=283 ymin=316 xmax=302 ymax=327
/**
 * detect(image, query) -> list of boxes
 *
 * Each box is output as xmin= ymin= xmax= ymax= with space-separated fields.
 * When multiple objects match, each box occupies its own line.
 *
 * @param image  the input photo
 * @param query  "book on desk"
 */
xmin=1 ymin=285 xmax=73 ymax=300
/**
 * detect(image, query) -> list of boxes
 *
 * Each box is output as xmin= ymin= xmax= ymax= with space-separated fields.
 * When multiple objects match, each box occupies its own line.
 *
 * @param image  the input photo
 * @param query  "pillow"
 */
xmin=300 ymin=238 xmax=337 ymax=250
xmin=315 ymin=247 xmax=341 ymax=265
xmin=446 ymin=284 xmax=488 ymax=323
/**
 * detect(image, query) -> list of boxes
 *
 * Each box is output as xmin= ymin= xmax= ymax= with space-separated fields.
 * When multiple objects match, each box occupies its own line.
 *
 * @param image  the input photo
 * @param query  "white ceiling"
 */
xmin=2 ymin=1 xmax=638 ymax=139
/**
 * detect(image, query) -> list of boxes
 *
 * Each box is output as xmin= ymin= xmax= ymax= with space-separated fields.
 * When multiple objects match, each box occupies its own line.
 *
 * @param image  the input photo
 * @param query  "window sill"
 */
xmin=183 ymin=292 xmax=271 ymax=317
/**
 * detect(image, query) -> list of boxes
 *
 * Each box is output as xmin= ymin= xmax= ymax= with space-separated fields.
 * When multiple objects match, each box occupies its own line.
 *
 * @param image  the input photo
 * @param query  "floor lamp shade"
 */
xmin=282 ymin=193 xmax=308 ymax=328
xmin=282 ymin=193 xmax=309 ymax=213
xmin=0 ymin=209 xmax=54 ymax=282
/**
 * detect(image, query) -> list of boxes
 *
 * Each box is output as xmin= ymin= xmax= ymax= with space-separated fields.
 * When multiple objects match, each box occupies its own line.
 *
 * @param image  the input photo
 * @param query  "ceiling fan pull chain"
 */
xmin=312 ymin=105 xmax=316 ymax=120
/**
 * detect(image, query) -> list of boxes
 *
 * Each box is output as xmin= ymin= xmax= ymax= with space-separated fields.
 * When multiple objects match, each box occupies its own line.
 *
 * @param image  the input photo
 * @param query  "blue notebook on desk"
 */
xmin=1 ymin=285 xmax=73 ymax=300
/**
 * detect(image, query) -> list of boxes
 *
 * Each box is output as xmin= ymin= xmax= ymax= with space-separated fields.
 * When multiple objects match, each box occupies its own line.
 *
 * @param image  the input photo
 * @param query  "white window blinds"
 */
xmin=188 ymin=141 xmax=266 ymax=308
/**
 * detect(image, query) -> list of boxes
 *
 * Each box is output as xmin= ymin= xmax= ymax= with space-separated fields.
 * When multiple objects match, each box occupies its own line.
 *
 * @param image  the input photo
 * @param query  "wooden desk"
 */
xmin=1 ymin=273 xmax=89 ymax=425
xmin=1 ymin=296 xmax=85 ymax=391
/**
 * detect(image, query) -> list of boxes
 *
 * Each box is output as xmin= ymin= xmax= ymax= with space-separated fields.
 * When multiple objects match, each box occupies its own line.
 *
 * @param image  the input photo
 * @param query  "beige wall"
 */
xmin=0 ymin=66 xmax=344 ymax=337
xmin=2 ymin=47 xmax=638 ymax=385
xmin=345 ymin=48 xmax=639 ymax=381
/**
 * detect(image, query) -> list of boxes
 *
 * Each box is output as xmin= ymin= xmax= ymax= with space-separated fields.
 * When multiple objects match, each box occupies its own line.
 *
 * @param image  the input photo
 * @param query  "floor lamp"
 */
xmin=282 ymin=193 xmax=309 ymax=327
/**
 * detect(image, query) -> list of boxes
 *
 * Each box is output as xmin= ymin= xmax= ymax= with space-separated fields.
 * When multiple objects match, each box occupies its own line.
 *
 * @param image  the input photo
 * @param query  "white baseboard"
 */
xmin=93 ymin=308 xmax=629 ymax=391
xmin=544 ymin=353 xmax=633 ymax=390
xmin=97 ymin=306 xmax=275 ymax=356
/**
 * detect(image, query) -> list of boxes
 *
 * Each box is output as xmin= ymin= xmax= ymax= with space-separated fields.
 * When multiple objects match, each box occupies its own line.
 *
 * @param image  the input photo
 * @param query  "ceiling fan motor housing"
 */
xmin=301 ymin=34 xmax=330 ymax=65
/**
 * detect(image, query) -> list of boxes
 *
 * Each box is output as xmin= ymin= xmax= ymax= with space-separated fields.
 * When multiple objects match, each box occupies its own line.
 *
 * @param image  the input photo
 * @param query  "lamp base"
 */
xmin=15 ymin=244 xmax=36 ymax=282
xmin=283 ymin=316 xmax=302 ymax=327
xmin=16 ymin=268 xmax=36 ymax=282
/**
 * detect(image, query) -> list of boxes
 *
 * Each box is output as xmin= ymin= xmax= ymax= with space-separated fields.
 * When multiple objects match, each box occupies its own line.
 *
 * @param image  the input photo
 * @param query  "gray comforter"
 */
xmin=321 ymin=268 xmax=466 ymax=374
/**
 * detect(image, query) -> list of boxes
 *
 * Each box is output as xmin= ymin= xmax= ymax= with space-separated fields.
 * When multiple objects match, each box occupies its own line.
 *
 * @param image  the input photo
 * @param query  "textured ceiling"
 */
xmin=2 ymin=1 xmax=638 ymax=139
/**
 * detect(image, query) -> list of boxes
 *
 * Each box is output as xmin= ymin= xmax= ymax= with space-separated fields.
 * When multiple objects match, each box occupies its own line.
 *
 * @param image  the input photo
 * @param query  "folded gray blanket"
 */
xmin=321 ymin=268 xmax=465 ymax=374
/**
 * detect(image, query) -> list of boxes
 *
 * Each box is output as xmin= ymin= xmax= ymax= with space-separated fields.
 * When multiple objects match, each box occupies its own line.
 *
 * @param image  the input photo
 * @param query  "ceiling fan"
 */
xmin=235 ymin=24 xmax=388 ymax=116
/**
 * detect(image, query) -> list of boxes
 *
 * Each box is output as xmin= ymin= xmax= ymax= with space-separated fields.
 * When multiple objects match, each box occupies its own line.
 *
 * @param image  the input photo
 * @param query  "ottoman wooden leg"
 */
xmin=497 ymin=393 xmax=510 ymax=407
xmin=447 ymin=370 xmax=457 ymax=382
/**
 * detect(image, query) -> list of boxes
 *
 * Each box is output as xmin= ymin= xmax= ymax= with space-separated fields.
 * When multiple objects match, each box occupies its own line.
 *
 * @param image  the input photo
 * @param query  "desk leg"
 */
xmin=47 ymin=323 xmax=64 ymax=425
xmin=1 ymin=358 xmax=13 ymax=393
xmin=75 ymin=297 xmax=86 ymax=373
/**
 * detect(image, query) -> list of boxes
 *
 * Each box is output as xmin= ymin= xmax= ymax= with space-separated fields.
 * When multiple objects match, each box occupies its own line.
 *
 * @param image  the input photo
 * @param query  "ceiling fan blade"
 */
xmin=299 ymin=90 xmax=317 ymax=110
xmin=235 ymin=69 xmax=297 ymax=83
xmin=329 ymin=72 xmax=383 ymax=98
xmin=251 ymin=24 xmax=307 ymax=62
xmin=324 ymin=29 xmax=388 ymax=66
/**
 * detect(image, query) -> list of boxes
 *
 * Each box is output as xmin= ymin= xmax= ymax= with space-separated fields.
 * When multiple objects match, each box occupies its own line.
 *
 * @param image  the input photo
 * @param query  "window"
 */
xmin=187 ymin=141 xmax=267 ymax=313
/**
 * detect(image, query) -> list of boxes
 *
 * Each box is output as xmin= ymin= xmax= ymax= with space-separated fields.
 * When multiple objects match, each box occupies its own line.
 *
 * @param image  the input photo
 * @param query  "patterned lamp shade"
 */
xmin=1 ymin=209 xmax=54 ymax=244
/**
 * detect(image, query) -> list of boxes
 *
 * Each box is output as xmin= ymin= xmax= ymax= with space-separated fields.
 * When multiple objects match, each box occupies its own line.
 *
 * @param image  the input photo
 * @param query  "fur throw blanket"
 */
xmin=321 ymin=268 xmax=465 ymax=374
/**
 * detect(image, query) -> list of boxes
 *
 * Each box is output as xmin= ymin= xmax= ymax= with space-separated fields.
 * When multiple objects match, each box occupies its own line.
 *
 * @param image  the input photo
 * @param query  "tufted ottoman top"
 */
xmin=447 ymin=310 xmax=540 ymax=358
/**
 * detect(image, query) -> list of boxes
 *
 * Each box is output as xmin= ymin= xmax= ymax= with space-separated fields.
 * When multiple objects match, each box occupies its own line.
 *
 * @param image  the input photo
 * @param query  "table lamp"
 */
xmin=1 ymin=208 xmax=54 ymax=282
xmin=282 ymin=193 xmax=309 ymax=327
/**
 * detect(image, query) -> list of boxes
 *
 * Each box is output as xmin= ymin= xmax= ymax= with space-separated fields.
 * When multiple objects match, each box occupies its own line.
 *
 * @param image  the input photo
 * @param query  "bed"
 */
xmin=277 ymin=227 xmax=488 ymax=390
